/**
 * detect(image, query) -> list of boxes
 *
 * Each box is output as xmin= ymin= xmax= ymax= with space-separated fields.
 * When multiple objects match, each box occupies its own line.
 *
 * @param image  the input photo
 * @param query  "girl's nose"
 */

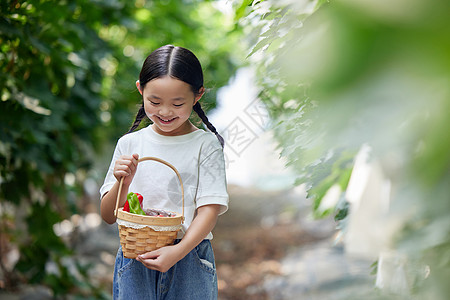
xmin=159 ymin=106 xmax=171 ymax=116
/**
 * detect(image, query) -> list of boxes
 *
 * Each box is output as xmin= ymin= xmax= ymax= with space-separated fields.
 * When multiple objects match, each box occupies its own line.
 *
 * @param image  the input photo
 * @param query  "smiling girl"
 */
xmin=99 ymin=45 xmax=228 ymax=299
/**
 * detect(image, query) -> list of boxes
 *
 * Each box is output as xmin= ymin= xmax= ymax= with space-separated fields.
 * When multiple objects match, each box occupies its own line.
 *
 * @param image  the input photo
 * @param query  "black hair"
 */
xmin=127 ymin=45 xmax=224 ymax=148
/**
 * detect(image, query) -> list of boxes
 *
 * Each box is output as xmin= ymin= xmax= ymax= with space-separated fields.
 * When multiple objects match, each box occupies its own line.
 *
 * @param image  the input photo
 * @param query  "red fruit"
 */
xmin=123 ymin=200 xmax=130 ymax=212
xmin=135 ymin=193 xmax=143 ymax=205
xmin=157 ymin=214 xmax=164 ymax=217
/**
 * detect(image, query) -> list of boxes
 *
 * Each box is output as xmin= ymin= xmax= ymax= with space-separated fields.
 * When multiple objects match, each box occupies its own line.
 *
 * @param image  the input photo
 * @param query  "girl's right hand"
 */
xmin=113 ymin=153 xmax=139 ymax=186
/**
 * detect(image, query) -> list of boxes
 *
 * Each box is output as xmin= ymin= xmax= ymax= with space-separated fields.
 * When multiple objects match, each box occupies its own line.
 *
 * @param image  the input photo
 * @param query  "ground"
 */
xmin=213 ymin=184 xmax=331 ymax=300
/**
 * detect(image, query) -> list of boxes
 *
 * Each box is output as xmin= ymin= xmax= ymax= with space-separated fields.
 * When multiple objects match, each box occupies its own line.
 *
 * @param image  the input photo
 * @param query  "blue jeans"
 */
xmin=113 ymin=240 xmax=218 ymax=300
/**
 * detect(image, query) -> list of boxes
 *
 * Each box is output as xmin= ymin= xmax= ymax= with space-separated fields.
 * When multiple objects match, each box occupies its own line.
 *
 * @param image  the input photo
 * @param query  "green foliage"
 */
xmin=0 ymin=0 xmax=243 ymax=296
xmin=0 ymin=0 xmax=129 ymax=295
xmin=242 ymin=0 xmax=450 ymax=298
xmin=15 ymin=202 xmax=69 ymax=282
xmin=306 ymin=150 xmax=354 ymax=218
xmin=234 ymin=0 xmax=255 ymax=22
xmin=370 ymin=260 xmax=378 ymax=276
xmin=241 ymin=0 xmax=345 ymax=215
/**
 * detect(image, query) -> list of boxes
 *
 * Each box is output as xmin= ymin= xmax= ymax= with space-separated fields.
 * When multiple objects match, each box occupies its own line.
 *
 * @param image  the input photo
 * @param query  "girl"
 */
xmin=99 ymin=45 xmax=229 ymax=299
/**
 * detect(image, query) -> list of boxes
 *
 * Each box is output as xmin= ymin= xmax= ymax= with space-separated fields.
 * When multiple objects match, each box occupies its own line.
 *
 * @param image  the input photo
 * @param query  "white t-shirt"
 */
xmin=99 ymin=125 xmax=229 ymax=239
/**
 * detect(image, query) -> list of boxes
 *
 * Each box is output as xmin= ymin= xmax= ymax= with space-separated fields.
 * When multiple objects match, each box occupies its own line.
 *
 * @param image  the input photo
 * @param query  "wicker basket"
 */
xmin=114 ymin=157 xmax=184 ymax=259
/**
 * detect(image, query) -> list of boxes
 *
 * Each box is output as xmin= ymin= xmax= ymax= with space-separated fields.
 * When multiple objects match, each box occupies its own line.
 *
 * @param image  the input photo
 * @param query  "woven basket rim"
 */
xmin=116 ymin=208 xmax=183 ymax=226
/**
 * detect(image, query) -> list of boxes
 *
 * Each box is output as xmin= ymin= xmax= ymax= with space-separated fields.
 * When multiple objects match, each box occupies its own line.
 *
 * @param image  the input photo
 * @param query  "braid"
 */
xmin=193 ymin=102 xmax=224 ymax=148
xmin=127 ymin=105 xmax=147 ymax=134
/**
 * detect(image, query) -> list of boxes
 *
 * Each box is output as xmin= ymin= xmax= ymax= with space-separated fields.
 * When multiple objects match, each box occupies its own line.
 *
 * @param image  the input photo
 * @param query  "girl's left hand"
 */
xmin=136 ymin=245 xmax=182 ymax=273
xmin=136 ymin=205 xmax=221 ymax=273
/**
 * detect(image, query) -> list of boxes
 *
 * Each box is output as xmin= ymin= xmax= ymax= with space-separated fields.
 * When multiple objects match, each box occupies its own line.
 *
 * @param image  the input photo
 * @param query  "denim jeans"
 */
xmin=113 ymin=239 xmax=218 ymax=300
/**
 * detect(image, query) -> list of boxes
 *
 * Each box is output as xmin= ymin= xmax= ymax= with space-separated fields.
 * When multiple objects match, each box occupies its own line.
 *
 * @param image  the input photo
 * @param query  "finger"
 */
xmin=120 ymin=155 xmax=138 ymax=170
xmin=118 ymin=155 xmax=136 ymax=163
xmin=116 ymin=157 xmax=136 ymax=172
xmin=115 ymin=164 xmax=131 ymax=175
xmin=136 ymin=254 xmax=161 ymax=270
xmin=130 ymin=155 xmax=139 ymax=171
xmin=138 ymin=251 xmax=159 ymax=260
xmin=138 ymin=259 xmax=158 ymax=271
xmin=130 ymin=158 xmax=138 ymax=172
xmin=119 ymin=154 xmax=134 ymax=161
xmin=114 ymin=171 xmax=129 ymax=178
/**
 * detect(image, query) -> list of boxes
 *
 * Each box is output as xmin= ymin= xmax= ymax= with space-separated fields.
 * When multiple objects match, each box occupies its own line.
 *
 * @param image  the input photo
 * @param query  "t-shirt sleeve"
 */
xmin=196 ymin=146 xmax=229 ymax=215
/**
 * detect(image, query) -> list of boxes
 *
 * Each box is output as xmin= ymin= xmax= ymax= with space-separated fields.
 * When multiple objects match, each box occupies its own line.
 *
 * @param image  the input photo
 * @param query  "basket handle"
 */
xmin=113 ymin=157 xmax=185 ymax=221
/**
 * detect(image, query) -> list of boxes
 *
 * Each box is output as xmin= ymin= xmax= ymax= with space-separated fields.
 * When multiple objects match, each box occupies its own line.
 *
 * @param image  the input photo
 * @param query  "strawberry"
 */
xmin=123 ymin=200 xmax=130 ymax=212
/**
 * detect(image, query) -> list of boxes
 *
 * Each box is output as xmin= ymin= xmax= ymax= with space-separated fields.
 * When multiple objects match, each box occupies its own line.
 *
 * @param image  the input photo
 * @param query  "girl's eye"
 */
xmin=150 ymin=101 xmax=160 ymax=105
xmin=174 ymin=104 xmax=184 ymax=107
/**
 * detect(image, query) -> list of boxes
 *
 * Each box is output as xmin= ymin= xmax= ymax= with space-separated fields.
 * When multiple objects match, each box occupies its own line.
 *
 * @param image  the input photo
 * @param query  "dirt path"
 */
xmin=213 ymin=184 xmax=335 ymax=300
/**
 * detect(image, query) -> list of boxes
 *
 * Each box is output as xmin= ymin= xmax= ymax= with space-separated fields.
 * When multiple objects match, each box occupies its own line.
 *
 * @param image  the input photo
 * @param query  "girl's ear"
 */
xmin=136 ymin=80 xmax=142 ymax=95
xmin=194 ymin=86 xmax=205 ymax=105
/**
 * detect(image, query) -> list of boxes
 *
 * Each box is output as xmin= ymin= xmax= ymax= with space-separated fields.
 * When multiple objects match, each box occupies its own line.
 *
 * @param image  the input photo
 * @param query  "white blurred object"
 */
xmin=344 ymin=144 xmax=413 ymax=295
xmin=345 ymin=144 xmax=392 ymax=259
xmin=210 ymin=68 xmax=295 ymax=190
xmin=375 ymin=251 xmax=410 ymax=295
xmin=318 ymin=184 xmax=341 ymax=213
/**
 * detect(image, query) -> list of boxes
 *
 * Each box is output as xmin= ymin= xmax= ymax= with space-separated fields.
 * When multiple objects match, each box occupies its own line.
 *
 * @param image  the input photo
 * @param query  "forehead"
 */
xmin=143 ymin=76 xmax=192 ymax=97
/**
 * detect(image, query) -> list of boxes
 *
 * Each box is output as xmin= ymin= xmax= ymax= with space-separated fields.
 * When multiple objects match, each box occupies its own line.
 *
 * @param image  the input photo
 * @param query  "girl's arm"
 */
xmin=137 ymin=204 xmax=221 ymax=272
xmin=100 ymin=153 xmax=139 ymax=224
xmin=100 ymin=180 xmax=129 ymax=224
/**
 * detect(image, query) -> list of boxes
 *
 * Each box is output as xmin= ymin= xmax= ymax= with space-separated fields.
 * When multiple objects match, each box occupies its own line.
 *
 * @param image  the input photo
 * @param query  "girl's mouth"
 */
xmin=157 ymin=116 xmax=177 ymax=124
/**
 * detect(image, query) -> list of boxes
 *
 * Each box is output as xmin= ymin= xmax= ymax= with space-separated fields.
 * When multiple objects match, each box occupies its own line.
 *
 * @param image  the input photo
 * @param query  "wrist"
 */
xmin=174 ymin=240 xmax=195 ymax=260
xmin=117 ymin=178 xmax=131 ymax=189
xmin=121 ymin=181 xmax=131 ymax=189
